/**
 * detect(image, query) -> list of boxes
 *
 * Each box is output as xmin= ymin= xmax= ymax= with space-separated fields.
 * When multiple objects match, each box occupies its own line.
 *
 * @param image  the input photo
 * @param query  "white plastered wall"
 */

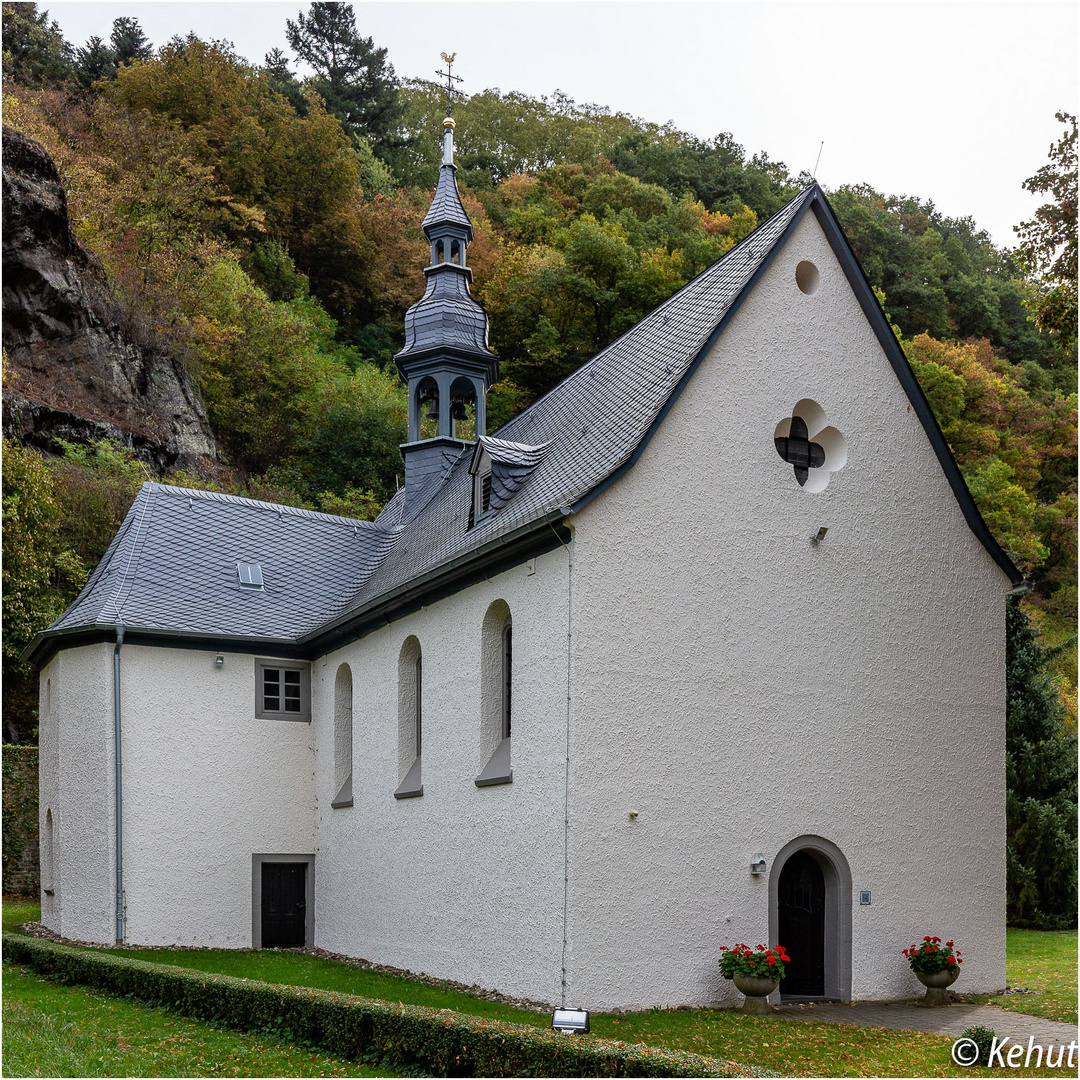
xmin=38 ymin=643 xmax=116 ymax=942
xmin=113 ymin=645 xmax=315 ymax=946
xmin=563 ymin=209 xmax=1010 ymax=1009
xmin=312 ymin=549 xmax=570 ymax=1006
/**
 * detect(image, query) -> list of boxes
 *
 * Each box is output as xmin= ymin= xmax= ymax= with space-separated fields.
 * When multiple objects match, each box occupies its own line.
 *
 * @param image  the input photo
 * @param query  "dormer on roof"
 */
xmin=470 ymin=435 xmax=551 ymax=523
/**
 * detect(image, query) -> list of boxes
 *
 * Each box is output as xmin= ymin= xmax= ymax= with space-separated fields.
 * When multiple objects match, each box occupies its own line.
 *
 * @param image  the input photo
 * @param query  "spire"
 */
xmin=395 ymin=57 xmax=498 ymax=510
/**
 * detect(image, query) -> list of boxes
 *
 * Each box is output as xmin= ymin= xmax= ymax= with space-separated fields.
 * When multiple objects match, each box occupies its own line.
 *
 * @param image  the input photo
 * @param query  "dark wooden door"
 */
xmin=778 ymin=850 xmax=825 ymax=996
xmin=261 ymin=863 xmax=306 ymax=947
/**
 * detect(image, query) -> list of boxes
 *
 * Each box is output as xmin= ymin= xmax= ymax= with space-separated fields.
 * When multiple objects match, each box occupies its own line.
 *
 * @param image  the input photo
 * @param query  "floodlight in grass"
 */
xmin=552 ymin=1008 xmax=589 ymax=1034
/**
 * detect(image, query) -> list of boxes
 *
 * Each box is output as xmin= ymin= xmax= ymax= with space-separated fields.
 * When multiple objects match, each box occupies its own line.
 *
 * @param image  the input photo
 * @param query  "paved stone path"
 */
xmin=771 ymin=1000 xmax=1079 ymax=1049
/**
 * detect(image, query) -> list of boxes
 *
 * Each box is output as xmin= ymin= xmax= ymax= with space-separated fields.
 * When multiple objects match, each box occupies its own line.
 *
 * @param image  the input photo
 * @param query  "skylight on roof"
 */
xmin=237 ymin=562 xmax=264 ymax=590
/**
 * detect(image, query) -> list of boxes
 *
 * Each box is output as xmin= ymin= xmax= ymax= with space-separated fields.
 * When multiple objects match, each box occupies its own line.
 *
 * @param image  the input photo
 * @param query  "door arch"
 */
xmin=769 ymin=835 xmax=852 ymax=1001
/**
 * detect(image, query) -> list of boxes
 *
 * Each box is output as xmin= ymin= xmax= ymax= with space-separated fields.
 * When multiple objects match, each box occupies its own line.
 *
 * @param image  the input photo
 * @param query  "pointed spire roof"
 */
xmin=396 ymin=116 xmax=495 ymax=368
xmin=422 ymin=122 xmax=473 ymax=241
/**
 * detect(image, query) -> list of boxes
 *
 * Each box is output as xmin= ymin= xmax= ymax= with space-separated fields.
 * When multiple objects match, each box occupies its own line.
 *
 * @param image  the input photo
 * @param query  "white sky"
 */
xmin=45 ymin=1 xmax=1078 ymax=248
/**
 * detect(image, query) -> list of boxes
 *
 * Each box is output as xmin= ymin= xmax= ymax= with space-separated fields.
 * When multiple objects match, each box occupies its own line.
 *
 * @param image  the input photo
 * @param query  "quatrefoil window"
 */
xmin=774 ymin=400 xmax=847 ymax=493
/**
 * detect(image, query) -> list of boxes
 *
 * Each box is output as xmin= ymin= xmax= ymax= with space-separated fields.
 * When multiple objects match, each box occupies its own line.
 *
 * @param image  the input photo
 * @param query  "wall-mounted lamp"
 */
xmin=214 ymin=654 xmax=224 ymax=668
xmin=811 ymin=526 xmax=828 ymax=545
xmin=750 ymin=853 xmax=767 ymax=875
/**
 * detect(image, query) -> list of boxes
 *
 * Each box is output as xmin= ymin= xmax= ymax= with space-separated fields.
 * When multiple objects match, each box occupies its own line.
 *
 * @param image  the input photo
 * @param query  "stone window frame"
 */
xmin=331 ymin=663 xmax=353 ymax=808
xmin=255 ymin=658 xmax=311 ymax=722
xmin=476 ymin=601 xmax=512 ymax=787
xmin=394 ymin=637 xmax=423 ymax=799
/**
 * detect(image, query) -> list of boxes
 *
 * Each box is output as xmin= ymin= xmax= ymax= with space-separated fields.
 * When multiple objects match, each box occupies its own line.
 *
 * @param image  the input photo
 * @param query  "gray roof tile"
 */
xmin=422 ymin=164 xmax=473 ymax=239
xmin=43 ymin=183 xmax=1017 ymax=656
xmin=49 ymin=484 xmax=398 ymax=642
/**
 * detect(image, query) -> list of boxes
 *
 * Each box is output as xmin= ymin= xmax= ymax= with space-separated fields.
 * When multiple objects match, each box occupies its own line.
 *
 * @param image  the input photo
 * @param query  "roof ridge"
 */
xmin=101 ymin=481 xmax=156 ymax=624
xmin=494 ymin=184 xmax=817 ymax=442
xmin=149 ymin=482 xmax=392 ymax=530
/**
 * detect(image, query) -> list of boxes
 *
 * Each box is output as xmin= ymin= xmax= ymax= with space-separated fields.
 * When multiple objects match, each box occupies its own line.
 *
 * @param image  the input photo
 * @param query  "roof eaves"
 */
xmin=568 ymin=186 xmax=819 ymax=516
xmin=805 ymin=195 xmax=1025 ymax=586
xmin=22 ymin=622 xmax=311 ymax=669
xmin=306 ymin=506 xmax=572 ymax=653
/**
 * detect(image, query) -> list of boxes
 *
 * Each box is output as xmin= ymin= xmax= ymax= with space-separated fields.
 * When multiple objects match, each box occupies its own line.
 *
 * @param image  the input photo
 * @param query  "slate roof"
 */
xmin=27 ymin=183 xmax=1022 ymax=663
xmin=422 ymin=162 xmax=473 ymax=240
xmin=46 ymin=485 xmax=397 ymax=644
xmin=397 ymin=265 xmax=493 ymax=362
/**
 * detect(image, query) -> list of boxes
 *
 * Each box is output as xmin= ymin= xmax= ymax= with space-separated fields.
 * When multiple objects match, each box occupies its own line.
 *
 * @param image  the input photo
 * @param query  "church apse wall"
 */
xmin=109 ymin=644 xmax=315 ymax=948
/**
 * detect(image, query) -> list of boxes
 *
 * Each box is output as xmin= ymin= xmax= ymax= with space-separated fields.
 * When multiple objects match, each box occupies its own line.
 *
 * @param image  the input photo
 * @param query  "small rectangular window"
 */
xmin=255 ymin=659 xmax=310 ymax=721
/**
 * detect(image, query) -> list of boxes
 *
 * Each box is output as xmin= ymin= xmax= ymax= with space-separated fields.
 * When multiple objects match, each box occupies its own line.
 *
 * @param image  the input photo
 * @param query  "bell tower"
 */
xmin=395 ymin=55 xmax=497 ymax=505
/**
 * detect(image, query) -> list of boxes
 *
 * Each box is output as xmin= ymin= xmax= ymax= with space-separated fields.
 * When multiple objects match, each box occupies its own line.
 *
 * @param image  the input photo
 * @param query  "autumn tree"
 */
xmin=1015 ymin=112 xmax=1078 ymax=348
xmin=1 ymin=439 xmax=86 ymax=741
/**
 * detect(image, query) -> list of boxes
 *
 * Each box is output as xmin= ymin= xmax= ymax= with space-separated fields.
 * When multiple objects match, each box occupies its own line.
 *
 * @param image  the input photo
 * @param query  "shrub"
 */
xmin=960 ymin=1025 xmax=996 ymax=1067
xmin=1 ymin=935 xmax=771 ymax=1078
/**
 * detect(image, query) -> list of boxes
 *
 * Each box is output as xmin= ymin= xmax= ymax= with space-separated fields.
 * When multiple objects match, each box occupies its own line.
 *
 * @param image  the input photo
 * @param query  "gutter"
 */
xmin=113 ymin=624 xmax=124 ymax=945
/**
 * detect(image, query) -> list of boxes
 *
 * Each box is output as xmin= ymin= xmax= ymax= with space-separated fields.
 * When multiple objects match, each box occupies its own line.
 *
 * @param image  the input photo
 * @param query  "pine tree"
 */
xmin=109 ymin=15 xmax=152 ymax=67
xmin=285 ymin=2 xmax=405 ymax=161
xmin=1005 ymin=599 xmax=1078 ymax=928
xmin=1 ymin=2 xmax=73 ymax=88
xmin=74 ymin=34 xmax=117 ymax=89
xmin=263 ymin=47 xmax=307 ymax=116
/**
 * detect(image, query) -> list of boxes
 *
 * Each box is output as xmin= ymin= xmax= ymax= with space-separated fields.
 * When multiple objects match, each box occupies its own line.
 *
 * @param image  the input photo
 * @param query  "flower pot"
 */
xmin=732 ymin=974 xmax=778 ymax=1015
xmin=914 ymin=967 xmax=959 ymax=1005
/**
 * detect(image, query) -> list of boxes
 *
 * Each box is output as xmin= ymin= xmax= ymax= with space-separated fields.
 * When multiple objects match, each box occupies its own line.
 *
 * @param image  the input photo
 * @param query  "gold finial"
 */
xmin=440 ymin=51 xmax=456 ymax=65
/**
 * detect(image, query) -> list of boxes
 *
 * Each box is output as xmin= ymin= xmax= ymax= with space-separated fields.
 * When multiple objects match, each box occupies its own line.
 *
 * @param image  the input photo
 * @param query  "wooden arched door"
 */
xmin=777 ymin=849 xmax=826 ymax=997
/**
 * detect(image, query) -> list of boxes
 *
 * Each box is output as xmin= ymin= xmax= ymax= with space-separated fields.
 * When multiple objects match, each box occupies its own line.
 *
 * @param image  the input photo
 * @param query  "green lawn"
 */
xmin=964 ymin=928 xmax=1078 ymax=1024
xmin=2 ymin=963 xmax=396 ymax=1077
xmin=5 ymin=901 xmax=1075 ymax=1078
xmin=589 ymin=1007 xmax=1060 ymax=1078
xmin=101 ymin=945 xmax=550 ymax=1029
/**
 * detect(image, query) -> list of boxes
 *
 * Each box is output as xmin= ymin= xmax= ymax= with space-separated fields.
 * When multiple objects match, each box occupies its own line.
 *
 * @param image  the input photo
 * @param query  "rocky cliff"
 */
xmin=2 ymin=125 xmax=219 ymax=471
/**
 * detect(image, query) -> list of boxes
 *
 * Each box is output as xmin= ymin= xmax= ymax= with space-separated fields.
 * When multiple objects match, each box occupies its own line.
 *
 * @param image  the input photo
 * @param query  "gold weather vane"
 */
xmin=436 ymin=52 xmax=464 ymax=116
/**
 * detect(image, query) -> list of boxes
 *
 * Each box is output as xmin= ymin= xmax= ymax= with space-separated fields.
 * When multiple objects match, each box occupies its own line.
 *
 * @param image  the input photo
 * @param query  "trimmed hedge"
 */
xmin=2 ymin=746 xmax=39 ymax=895
xmin=2 ymin=934 xmax=770 ymax=1077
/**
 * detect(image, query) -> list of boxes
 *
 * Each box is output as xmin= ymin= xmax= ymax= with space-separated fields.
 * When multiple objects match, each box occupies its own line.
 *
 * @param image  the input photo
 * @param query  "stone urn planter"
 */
xmin=732 ymin=974 xmax=778 ymax=1015
xmin=914 ymin=967 xmax=959 ymax=1006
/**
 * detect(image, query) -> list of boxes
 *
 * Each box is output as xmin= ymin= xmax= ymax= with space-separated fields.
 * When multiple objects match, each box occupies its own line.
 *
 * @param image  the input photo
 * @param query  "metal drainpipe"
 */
xmin=113 ymin=624 xmax=124 ymax=945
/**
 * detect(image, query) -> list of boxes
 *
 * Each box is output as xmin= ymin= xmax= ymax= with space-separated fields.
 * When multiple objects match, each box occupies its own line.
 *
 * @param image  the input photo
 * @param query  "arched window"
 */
xmin=394 ymin=637 xmax=423 ymax=798
xmin=476 ymin=601 xmax=513 ymax=786
xmin=43 ymin=808 xmax=55 ymax=896
xmin=331 ymin=664 xmax=353 ymax=808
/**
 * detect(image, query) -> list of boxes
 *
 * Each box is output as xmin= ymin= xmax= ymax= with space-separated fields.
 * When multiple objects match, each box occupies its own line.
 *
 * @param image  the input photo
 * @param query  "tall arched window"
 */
xmin=43 ymin=808 xmax=55 ymax=896
xmin=476 ymin=601 xmax=513 ymax=787
xmin=332 ymin=664 xmax=353 ymax=808
xmin=394 ymin=637 xmax=423 ymax=799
